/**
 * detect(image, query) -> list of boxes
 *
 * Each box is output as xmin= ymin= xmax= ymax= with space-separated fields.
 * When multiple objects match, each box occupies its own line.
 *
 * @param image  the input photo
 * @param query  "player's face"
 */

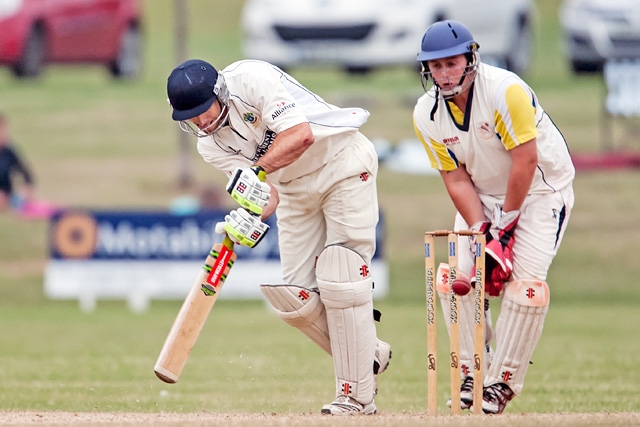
xmin=180 ymin=99 xmax=229 ymax=137
xmin=428 ymin=54 xmax=469 ymax=91
xmin=189 ymin=99 xmax=228 ymax=134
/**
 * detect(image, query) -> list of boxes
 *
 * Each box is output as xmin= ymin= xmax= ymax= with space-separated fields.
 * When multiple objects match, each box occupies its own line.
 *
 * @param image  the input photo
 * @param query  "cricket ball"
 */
xmin=451 ymin=274 xmax=472 ymax=296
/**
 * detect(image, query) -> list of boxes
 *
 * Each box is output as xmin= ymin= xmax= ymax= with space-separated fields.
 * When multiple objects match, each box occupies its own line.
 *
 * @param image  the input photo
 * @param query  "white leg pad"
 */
xmin=486 ymin=279 xmax=550 ymax=395
xmin=316 ymin=245 xmax=376 ymax=405
xmin=260 ymin=284 xmax=331 ymax=355
xmin=436 ymin=263 xmax=494 ymax=376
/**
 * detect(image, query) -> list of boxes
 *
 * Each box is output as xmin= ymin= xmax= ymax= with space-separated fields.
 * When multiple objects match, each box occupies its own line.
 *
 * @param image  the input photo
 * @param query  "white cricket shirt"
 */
xmin=413 ymin=63 xmax=574 ymax=197
xmin=197 ymin=60 xmax=370 ymax=183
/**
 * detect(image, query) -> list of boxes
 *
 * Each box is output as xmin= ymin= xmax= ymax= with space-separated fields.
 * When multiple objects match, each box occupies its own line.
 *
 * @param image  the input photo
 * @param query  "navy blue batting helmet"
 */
xmin=167 ymin=59 xmax=218 ymax=121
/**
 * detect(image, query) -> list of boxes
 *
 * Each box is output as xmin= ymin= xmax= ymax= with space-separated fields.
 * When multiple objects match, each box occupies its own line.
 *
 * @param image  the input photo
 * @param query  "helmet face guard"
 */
xmin=178 ymin=102 xmax=229 ymax=138
xmin=417 ymin=20 xmax=480 ymax=98
xmin=169 ymin=68 xmax=232 ymax=138
xmin=420 ymin=50 xmax=479 ymax=98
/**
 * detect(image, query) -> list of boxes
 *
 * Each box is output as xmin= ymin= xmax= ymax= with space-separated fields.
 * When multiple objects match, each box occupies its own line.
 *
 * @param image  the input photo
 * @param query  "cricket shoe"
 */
xmin=445 ymin=345 xmax=493 ymax=410
xmin=321 ymin=395 xmax=376 ymax=415
xmin=482 ymin=382 xmax=515 ymax=414
xmin=373 ymin=340 xmax=392 ymax=395
xmin=446 ymin=376 xmax=474 ymax=410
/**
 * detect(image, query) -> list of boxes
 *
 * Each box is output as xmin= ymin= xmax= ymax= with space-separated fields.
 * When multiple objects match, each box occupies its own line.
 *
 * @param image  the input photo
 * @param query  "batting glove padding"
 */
xmin=215 ymin=208 xmax=269 ymax=248
xmin=226 ymin=166 xmax=270 ymax=216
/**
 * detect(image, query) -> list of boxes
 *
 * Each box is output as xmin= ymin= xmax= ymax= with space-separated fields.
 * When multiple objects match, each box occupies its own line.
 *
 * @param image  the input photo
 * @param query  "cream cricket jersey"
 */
xmin=197 ymin=60 xmax=370 ymax=183
xmin=413 ymin=63 xmax=575 ymax=197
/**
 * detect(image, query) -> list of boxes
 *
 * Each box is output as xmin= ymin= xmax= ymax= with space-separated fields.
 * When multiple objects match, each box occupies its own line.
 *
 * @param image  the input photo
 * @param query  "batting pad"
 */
xmin=436 ymin=263 xmax=494 ymax=377
xmin=260 ymin=284 xmax=331 ymax=355
xmin=316 ymin=245 xmax=376 ymax=405
xmin=486 ymin=279 xmax=550 ymax=395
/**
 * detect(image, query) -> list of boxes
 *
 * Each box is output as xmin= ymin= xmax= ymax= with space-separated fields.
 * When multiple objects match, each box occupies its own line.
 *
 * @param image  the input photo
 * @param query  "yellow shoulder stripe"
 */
xmin=495 ymin=83 xmax=537 ymax=150
xmin=413 ymin=120 xmax=457 ymax=171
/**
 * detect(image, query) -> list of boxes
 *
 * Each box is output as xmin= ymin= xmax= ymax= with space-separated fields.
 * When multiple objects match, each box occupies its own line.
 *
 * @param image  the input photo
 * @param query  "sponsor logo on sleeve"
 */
xmin=271 ymin=101 xmax=296 ymax=120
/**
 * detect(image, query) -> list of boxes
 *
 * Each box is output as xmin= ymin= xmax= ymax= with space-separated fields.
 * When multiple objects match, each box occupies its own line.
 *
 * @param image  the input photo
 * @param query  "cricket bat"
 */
xmin=154 ymin=234 xmax=236 ymax=383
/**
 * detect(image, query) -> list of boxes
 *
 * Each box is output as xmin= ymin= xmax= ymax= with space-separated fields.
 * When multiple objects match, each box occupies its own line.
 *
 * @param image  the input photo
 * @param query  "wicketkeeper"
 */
xmin=413 ymin=21 xmax=575 ymax=414
xmin=166 ymin=59 xmax=390 ymax=415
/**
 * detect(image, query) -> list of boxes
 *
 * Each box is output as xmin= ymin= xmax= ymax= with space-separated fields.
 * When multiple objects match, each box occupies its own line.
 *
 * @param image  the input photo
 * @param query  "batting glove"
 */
xmin=215 ymin=208 xmax=270 ymax=248
xmin=226 ymin=166 xmax=270 ymax=216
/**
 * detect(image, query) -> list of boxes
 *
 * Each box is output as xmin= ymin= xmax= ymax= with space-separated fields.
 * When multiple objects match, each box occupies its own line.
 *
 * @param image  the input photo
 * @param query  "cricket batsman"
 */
xmin=166 ymin=59 xmax=391 ymax=415
xmin=413 ymin=21 xmax=575 ymax=414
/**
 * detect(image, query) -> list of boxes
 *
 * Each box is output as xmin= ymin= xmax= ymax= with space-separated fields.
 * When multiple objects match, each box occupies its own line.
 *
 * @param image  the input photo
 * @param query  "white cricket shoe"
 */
xmin=446 ymin=345 xmax=494 ymax=409
xmin=321 ymin=395 xmax=376 ymax=415
xmin=447 ymin=376 xmax=474 ymax=410
xmin=482 ymin=382 xmax=515 ymax=414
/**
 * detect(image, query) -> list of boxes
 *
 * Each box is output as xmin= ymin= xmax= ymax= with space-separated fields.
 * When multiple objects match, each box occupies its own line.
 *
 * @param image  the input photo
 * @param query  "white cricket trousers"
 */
xmin=275 ymin=131 xmax=379 ymax=289
xmin=456 ymin=184 xmax=575 ymax=282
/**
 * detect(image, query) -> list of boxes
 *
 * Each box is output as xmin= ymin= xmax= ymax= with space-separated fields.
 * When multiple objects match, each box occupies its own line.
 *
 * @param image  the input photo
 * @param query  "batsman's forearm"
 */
xmin=254 ymin=122 xmax=314 ymax=173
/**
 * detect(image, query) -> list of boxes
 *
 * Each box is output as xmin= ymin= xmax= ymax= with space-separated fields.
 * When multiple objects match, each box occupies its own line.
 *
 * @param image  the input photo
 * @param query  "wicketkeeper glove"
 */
xmin=226 ymin=166 xmax=270 ymax=216
xmin=471 ymin=205 xmax=520 ymax=297
xmin=215 ymin=208 xmax=270 ymax=248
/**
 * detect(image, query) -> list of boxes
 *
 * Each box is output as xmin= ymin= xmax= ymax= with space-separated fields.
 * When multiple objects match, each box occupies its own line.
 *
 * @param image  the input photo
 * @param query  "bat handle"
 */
xmin=222 ymin=234 xmax=235 ymax=250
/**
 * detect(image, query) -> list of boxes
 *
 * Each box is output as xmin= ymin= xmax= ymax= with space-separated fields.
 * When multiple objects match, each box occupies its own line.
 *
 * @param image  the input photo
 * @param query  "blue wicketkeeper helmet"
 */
xmin=417 ymin=20 xmax=479 ymax=62
xmin=417 ymin=20 xmax=480 ymax=98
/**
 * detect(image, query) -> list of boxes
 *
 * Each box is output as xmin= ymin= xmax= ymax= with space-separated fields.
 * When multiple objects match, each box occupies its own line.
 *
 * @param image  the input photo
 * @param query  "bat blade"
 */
xmin=154 ymin=235 xmax=236 ymax=383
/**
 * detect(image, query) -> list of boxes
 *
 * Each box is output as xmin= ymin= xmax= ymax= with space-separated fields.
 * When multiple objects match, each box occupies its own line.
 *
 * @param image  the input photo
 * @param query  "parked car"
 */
xmin=241 ymin=0 xmax=534 ymax=75
xmin=0 ymin=0 xmax=142 ymax=79
xmin=560 ymin=0 xmax=640 ymax=74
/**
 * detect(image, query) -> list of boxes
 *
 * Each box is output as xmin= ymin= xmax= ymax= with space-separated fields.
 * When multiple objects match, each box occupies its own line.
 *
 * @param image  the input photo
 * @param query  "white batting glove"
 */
xmin=215 ymin=208 xmax=270 ymax=248
xmin=226 ymin=166 xmax=270 ymax=216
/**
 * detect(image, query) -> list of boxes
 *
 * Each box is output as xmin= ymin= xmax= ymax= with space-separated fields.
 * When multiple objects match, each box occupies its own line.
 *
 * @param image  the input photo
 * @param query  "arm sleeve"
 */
xmin=241 ymin=69 xmax=309 ymax=134
xmin=413 ymin=106 xmax=458 ymax=171
xmin=493 ymin=80 xmax=538 ymax=150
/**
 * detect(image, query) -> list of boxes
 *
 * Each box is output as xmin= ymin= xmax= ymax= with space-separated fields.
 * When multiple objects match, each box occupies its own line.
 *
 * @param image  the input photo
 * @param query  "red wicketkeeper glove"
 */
xmin=473 ymin=206 xmax=520 ymax=296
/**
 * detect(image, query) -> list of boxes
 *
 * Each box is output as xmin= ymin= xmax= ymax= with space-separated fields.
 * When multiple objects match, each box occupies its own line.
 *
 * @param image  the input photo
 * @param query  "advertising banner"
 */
xmin=44 ymin=209 xmax=388 ymax=312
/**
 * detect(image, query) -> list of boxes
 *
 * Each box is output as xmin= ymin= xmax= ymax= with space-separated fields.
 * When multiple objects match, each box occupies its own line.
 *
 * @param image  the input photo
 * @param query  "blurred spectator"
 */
xmin=0 ymin=113 xmax=34 ymax=212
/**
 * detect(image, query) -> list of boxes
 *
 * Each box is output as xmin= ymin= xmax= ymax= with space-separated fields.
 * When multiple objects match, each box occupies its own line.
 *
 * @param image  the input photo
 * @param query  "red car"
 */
xmin=0 ymin=0 xmax=142 ymax=79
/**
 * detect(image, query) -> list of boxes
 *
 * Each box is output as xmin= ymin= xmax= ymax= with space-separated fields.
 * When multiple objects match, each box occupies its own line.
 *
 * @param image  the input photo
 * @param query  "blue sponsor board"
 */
xmin=48 ymin=209 xmax=384 ymax=261
xmin=45 ymin=209 xmax=387 ymax=311
xmin=48 ymin=209 xmax=280 ymax=261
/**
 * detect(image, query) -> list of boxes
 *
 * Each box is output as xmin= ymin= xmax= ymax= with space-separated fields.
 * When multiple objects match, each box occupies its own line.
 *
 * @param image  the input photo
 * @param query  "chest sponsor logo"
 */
xmin=476 ymin=121 xmax=495 ymax=139
xmin=253 ymin=129 xmax=276 ymax=162
xmin=243 ymin=112 xmax=261 ymax=127
xmin=271 ymin=101 xmax=296 ymax=120
xmin=443 ymin=136 xmax=460 ymax=146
